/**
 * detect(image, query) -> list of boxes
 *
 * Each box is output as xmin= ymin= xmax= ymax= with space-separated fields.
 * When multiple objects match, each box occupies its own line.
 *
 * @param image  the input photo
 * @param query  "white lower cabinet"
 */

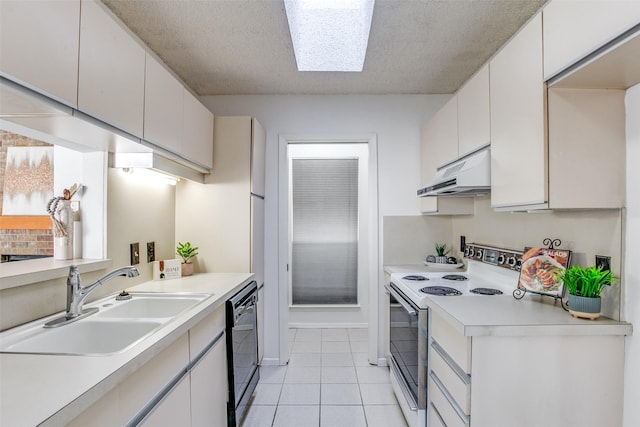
xmin=68 ymin=305 xmax=228 ymax=426
xmin=429 ymin=310 xmax=626 ymax=426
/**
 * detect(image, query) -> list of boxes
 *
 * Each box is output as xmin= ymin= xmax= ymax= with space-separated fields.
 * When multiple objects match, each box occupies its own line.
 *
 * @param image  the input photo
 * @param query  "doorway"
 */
xmin=278 ymin=135 xmax=379 ymax=365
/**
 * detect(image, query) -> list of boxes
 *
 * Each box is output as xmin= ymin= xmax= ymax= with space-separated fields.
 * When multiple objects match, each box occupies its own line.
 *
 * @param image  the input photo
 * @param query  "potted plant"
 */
xmin=558 ymin=265 xmax=616 ymax=320
xmin=176 ymin=241 xmax=199 ymax=277
xmin=434 ymin=242 xmax=450 ymax=264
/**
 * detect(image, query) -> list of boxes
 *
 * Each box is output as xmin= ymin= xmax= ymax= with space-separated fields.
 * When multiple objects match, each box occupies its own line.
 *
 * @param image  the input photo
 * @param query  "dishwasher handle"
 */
xmin=234 ymin=294 xmax=257 ymax=324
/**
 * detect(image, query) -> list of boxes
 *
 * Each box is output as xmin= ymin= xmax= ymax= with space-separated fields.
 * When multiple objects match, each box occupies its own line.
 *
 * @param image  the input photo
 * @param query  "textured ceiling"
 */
xmin=101 ymin=0 xmax=547 ymax=95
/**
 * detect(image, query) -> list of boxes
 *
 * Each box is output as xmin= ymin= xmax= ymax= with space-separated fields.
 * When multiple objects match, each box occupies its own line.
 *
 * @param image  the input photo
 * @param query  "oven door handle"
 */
xmin=385 ymin=284 xmax=418 ymax=316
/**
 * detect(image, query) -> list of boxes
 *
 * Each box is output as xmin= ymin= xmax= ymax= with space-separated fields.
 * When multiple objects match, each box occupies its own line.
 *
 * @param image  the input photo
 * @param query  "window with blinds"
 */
xmin=291 ymin=158 xmax=359 ymax=305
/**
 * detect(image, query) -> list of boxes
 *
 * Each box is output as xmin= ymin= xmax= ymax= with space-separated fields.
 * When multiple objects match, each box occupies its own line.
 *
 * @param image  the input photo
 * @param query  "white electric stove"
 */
xmin=390 ymin=244 xmax=524 ymax=309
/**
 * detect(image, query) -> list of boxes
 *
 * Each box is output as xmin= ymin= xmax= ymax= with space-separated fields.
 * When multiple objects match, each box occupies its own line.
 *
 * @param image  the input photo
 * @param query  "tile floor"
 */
xmin=241 ymin=328 xmax=408 ymax=427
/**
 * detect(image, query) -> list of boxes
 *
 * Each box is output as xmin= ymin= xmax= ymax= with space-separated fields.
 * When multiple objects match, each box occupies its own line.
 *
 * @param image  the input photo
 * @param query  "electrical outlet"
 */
xmin=130 ymin=242 xmax=140 ymax=265
xmin=595 ymin=255 xmax=611 ymax=272
xmin=147 ymin=242 xmax=155 ymax=263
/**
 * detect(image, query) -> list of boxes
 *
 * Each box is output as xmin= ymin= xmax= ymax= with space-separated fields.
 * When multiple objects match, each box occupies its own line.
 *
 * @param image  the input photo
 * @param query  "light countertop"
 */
xmin=0 ymin=272 xmax=254 ymax=427
xmin=384 ymin=264 xmax=632 ymax=338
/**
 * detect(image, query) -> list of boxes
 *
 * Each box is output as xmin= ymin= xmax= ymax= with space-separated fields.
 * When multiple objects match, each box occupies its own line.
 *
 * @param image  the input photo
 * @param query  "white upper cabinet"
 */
xmin=543 ymin=0 xmax=640 ymax=80
xmin=490 ymin=14 xmax=547 ymax=210
xmin=0 ymin=0 xmax=80 ymax=107
xmin=144 ymin=54 xmax=183 ymax=154
xmin=78 ymin=0 xmax=145 ymax=137
xmin=183 ymin=90 xmax=214 ymax=170
xmin=457 ymin=64 xmax=490 ymax=157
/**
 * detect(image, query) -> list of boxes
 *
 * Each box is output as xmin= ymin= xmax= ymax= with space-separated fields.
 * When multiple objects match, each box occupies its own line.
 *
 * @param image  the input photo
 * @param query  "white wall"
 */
xmin=623 ymin=83 xmax=640 ymax=427
xmin=201 ymin=95 xmax=447 ymax=362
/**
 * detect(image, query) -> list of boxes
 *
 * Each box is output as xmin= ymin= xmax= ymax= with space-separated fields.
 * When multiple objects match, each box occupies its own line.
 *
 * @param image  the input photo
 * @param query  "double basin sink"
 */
xmin=0 ymin=292 xmax=209 ymax=356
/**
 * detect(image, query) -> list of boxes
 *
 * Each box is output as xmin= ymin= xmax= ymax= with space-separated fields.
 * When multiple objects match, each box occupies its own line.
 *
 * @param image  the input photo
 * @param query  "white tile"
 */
xmin=289 ymin=352 xmax=322 ymax=367
xmin=320 ymin=405 xmax=367 ymax=427
xmin=352 ymin=352 xmax=372 ymax=367
xmin=291 ymin=341 xmax=322 ymax=354
xmin=355 ymin=366 xmax=390 ymax=384
xmin=321 ymin=366 xmax=358 ymax=384
xmin=322 ymin=341 xmax=351 ymax=353
xmin=321 ymin=328 xmax=348 ymax=341
xmin=252 ymin=383 xmax=282 ymax=405
xmin=347 ymin=329 xmax=369 ymax=341
xmin=359 ymin=383 xmax=398 ymax=405
xmin=349 ymin=341 xmax=369 ymax=352
xmin=279 ymin=383 xmax=321 ymax=405
xmin=260 ymin=366 xmax=287 ymax=383
xmin=322 ymin=352 xmax=354 ymax=367
xmin=295 ymin=329 xmax=322 ymax=342
xmin=364 ymin=405 xmax=408 ymax=427
xmin=320 ymin=384 xmax=362 ymax=405
xmin=240 ymin=405 xmax=277 ymax=427
xmin=284 ymin=366 xmax=321 ymax=383
xmin=273 ymin=405 xmax=320 ymax=427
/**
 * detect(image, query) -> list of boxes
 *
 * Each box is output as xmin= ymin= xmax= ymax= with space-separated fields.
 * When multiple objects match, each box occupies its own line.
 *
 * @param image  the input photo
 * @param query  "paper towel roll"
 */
xmin=73 ymin=221 xmax=82 ymax=259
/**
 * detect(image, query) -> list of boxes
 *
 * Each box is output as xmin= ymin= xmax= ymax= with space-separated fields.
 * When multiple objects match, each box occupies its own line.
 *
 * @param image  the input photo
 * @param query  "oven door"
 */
xmin=386 ymin=283 xmax=427 ymax=411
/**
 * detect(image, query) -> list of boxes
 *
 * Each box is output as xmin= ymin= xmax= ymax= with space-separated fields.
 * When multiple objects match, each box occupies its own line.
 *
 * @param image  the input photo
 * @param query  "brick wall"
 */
xmin=0 ymin=130 xmax=54 ymax=257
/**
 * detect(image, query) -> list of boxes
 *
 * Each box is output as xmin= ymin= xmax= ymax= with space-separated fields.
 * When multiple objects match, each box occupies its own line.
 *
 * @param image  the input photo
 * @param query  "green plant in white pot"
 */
xmin=434 ymin=243 xmax=450 ymax=264
xmin=559 ymin=265 xmax=616 ymax=320
xmin=176 ymin=242 xmax=199 ymax=277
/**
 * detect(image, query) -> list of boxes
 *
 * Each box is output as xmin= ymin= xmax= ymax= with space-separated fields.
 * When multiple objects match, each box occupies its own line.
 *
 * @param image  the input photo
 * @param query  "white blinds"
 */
xmin=291 ymin=158 xmax=359 ymax=305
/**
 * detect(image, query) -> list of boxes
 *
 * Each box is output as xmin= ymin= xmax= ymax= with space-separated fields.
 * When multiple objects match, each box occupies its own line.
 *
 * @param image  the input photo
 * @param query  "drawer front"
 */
xmin=431 ymin=312 xmax=471 ymax=373
xmin=431 ymin=340 xmax=471 ymax=415
xmin=428 ymin=403 xmax=447 ymax=427
xmin=429 ymin=373 xmax=470 ymax=427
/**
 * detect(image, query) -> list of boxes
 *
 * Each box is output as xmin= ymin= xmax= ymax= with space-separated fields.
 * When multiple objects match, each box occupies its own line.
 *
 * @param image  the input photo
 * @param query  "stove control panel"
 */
xmin=463 ymin=243 xmax=523 ymax=272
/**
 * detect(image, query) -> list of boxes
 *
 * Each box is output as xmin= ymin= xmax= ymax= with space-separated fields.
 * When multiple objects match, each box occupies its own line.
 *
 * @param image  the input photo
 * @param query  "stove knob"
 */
xmin=475 ymin=249 xmax=483 ymax=259
xmin=463 ymin=247 xmax=470 ymax=257
xmin=516 ymin=258 xmax=522 ymax=270
xmin=467 ymin=248 xmax=474 ymax=258
xmin=507 ymin=256 xmax=517 ymax=267
xmin=497 ymin=254 xmax=506 ymax=265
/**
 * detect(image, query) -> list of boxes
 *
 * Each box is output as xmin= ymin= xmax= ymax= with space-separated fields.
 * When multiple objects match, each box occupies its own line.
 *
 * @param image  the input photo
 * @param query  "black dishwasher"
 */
xmin=226 ymin=281 xmax=259 ymax=427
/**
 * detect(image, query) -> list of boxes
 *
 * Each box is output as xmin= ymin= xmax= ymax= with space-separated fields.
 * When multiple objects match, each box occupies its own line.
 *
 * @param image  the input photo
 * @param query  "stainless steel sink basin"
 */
xmin=0 ymin=292 xmax=209 ymax=356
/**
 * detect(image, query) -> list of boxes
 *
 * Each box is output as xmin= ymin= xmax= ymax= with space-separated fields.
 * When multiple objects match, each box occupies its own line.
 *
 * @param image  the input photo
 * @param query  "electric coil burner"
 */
xmin=442 ymin=274 xmax=468 ymax=281
xmin=470 ymin=287 xmax=504 ymax=295
xmin=420 ymin=286 xmax=462 ymax=296
xmin=403 ymin=275 xmax=428 ymax=281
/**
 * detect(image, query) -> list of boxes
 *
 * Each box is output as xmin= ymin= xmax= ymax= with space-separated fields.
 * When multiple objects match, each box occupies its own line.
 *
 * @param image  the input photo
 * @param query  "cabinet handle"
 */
xmin=430 ymin=372 xmax=470 ymax=426
xmin=431 ymin=339 xmax=471 ymax=385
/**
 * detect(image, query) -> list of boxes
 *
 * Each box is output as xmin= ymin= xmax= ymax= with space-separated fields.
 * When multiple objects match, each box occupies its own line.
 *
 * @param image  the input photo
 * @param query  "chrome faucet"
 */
xmin=45 ymin=265 xmax=139 ymax=328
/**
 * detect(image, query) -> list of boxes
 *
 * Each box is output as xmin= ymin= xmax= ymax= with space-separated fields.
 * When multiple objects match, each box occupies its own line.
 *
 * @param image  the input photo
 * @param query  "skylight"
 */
xmin=284 ymin=0 xmax=375 ymax=72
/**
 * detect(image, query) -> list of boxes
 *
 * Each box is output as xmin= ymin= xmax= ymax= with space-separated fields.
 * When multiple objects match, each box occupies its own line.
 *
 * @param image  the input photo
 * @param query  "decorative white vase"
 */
xmin=52 ymin=200 xmax=73 ymax=260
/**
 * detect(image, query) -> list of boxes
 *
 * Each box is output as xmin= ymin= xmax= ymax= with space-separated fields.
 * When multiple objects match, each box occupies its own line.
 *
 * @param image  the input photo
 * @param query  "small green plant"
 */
xmin=558 ymin=265 xmax=617 ymax=298
xmin=435 ymin=243 xmax=450 ymax=257
xmin=176 ymin=242 xmax=199 ymax=264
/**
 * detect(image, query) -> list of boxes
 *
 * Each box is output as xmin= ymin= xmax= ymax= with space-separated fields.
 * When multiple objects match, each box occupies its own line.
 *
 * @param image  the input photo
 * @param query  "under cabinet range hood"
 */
xmin=417 ymin=146 xmax=491 ymax=197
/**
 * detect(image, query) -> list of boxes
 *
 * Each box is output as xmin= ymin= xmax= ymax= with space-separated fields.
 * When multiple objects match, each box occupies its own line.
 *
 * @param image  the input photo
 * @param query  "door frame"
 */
xmin=278 ymin=133 xmax=379 ymax=365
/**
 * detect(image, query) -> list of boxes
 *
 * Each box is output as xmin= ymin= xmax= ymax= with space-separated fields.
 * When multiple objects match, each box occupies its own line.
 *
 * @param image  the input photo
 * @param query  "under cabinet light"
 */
xmin=122 ymin=167 xmax=179 ymax=186
xmin=285 ymin=0 xmax=375 ymax=72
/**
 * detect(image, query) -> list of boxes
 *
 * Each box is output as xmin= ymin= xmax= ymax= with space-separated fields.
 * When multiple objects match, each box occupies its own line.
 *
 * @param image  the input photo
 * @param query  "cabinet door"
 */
xmin=190 ymin=335 xmax=228 ymax=427
xmin=457 ymin=64 xmax=490 ymax=157
xmin=139 ymin=376 xmax=191 ymax=427
xmin=490 ymin=13 xmax=547 ymax=209
xmin=0 ymin=0 xmax=80 ymax=107
xmin=144 ymin=54 xmax=183 ymax=154
xmin=543 ymin=0 xmax=640 ymax=80
xmin=78 ymin=0 xmax=145 ymax=137
xmin=183 ymin=90 xmax=214 ymax=169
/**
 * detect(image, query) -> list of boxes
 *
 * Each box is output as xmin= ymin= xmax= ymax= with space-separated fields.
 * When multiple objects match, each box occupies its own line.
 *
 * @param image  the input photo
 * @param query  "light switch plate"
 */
xmin=130 ymin=242 xmax=140 ymax=265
